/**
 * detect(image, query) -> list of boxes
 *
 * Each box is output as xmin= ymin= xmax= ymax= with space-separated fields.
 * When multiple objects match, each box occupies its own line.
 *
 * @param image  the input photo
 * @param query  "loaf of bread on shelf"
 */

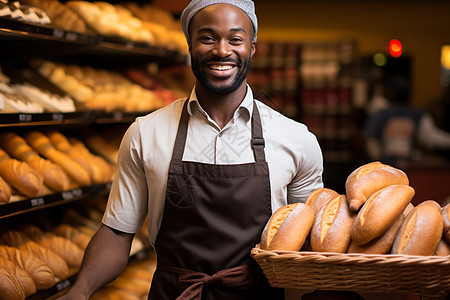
xmin=345 ymin=161 xmax=409 ymax=211
xmin=24 ymin=131 xmax=91 ymax=186
xmin=434 ymin=238 xmax=450 ymax=256
xmin=0 ymin=229 xmax=70 ymax=280
xmin=351 ymin=185 xmax=414 ymax=246
xmin=0 ymin=132 xmax=70 ymax=192
xmin=19 ymin=224 xmax=84 ymax=268
xmin=0 ymin=245 xmax=55 ymax=290
xmin=442 ymin=203 xmax=450 ymax=243
xmin=0 ymin=175 xmax=11 ymax=204
xmin=310 ymin=194 xmax=356 ymax=253
xmin=0 ymin=264 xmax=26 ymax=300
xmin=260 ymin=203 xmax=314 ymax=251
xmin=0 ymin=148 xmax=44 ymax=198
xmin=391 ymin=200 xmax=443 ymax=256
xmin=305 ymin=188 xmax=339 ymax=216
xmin=53 ymin=224 xmax=91 ymax=250
xmin=0 ymin=256 xmax=36 ymax=297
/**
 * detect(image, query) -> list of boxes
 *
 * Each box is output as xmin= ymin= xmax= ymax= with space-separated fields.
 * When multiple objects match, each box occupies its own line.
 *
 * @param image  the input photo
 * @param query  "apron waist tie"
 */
xmin=158 ymin=262 xmax=257 ymax=300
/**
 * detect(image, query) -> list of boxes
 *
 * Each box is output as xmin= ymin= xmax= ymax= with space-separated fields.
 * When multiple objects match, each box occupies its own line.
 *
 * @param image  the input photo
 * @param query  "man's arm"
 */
xmin=57 ymin=224 xmax=135 ymax=299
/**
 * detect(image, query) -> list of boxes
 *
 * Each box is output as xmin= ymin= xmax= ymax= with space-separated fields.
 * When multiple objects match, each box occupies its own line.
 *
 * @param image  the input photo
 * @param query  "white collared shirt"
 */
xmin=103 ymin=85 xmax=323 ymax=246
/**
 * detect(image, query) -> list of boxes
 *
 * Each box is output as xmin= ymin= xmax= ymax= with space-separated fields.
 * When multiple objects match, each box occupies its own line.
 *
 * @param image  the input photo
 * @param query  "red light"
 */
xmin=389 ymin=39 xmax=402 ymax=58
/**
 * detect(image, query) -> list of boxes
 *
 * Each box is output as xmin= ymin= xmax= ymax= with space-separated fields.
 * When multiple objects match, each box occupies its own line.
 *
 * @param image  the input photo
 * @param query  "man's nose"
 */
xmin=212 ymin=40 xmax=232 ymax=57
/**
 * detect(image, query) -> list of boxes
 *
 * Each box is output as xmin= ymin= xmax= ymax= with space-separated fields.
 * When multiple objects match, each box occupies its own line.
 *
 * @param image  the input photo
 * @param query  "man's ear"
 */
xmin=251 ymin=41 xmax=256 ymax=57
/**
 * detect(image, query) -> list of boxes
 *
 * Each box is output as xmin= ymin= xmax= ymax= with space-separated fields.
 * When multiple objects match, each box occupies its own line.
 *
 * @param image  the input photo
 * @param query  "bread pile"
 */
xmin=260 ymin=161 xmax=449 ymax=257
xmin=65 ymin=0 xmax=155 ymax=45
xmin=0 ymin=222 xmax=92 ymax=299
xmin=20 ymin=0 xmax=87 ymax=33
xmin=0 ymin=66 xmax=76 ymax=113
xmin=33 ymin=59 xmax=164 ymax=112
xmin=0 ymin=0 xmax=51 ymax=25
xmin=0 ymin=130 xmax=115 ymax=204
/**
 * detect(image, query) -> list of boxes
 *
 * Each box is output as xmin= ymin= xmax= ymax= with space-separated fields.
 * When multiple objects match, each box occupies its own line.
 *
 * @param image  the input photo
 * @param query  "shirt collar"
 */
xmin=186 ymin=84 xmax=254 ymax=120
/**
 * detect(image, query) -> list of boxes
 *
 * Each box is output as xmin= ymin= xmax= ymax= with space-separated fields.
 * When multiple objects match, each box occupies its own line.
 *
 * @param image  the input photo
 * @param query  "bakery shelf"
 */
xmin=0 ymin=182 xmax=111 ymax=220
xmin=0 ymin=17 xmax=187 ymax=65
xmin=0 ymin=111 xmax=96 ymax=127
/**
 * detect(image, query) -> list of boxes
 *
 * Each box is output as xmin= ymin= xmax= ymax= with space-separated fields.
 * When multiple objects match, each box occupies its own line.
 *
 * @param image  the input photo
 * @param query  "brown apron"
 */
xmin=148 ymin=99 xmax=284 ymax=300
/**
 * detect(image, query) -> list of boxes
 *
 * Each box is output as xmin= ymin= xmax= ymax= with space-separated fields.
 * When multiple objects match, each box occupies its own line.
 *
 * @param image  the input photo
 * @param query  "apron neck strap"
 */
xmin=171 ymin=98 xmax=266 ymax=163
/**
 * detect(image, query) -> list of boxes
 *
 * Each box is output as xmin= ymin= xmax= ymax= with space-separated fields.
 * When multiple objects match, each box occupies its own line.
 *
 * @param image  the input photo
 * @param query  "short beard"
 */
xmin=191 ymin=55 xmax=251 ymax=95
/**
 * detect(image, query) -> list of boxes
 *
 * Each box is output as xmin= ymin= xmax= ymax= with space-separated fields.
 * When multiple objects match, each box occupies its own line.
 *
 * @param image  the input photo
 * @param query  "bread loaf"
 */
xmin=260 ymin=203 xmax=314 ymax=251
xmin=305 ymin=188 xmax=339 ymax=216
xmin=38 ymin=234 xmax=83 ymax=268
xmin=442 ymin=203 xmax=450 ymax=243
xmin=0 ymin=132 xmax=70 ymax=191
xmin=0 ymin=148 xmax=44 ymax=197
xmin=0 ymin=256 xmax=36 ymax=296
xmin=0 ymin=175 xmax=11 ymax=204
xmin=53 ymin=224 xmax=91 ymax=250
xmin=351 ymin=185 xmax=414 ymax=246
xmin=347 ymin=214 xmax=403 ymax=254
xmin=24 ymin=131 xmax=91 ymax=186
xmin=345 ymin=161 xmax=409 ymax=211
xmin=0 ymin=245 xmax=55 ymax=290
xmin=310 ymin=195 xmax=356 ymax=253
xmin=0 ymin=265 xmax=25 ymax=300
xmin=391 ymin=200 xmax=443 ymax=256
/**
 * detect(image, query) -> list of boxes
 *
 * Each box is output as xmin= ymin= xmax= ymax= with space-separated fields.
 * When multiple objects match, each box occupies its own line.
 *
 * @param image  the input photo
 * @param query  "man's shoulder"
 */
xmin=136 ymin=98 xmax=185 ymax=125
xmin=255 ymin=100 xmax=307 ymax=130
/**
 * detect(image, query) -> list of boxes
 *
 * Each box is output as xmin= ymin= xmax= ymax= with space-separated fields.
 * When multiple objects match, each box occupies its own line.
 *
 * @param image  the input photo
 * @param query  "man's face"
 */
xmin=189 ymin=4 xmax=256 ymax=95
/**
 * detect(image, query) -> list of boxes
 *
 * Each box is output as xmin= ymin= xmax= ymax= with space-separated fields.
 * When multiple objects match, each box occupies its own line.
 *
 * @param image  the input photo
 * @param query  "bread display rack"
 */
xmin=1 ymin=8 xmax=184 ymax=298
xmin=251 ymin=246 xmax=450 ymax=298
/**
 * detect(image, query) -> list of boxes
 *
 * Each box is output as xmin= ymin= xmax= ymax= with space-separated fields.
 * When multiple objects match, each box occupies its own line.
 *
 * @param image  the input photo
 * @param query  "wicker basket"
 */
xmin=251 ymin=246 xmax=450 ymax=297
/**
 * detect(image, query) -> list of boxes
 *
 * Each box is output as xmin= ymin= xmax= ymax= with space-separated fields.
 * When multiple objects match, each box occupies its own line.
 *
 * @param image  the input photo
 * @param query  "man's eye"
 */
xmin=200 ymin=36 xmax=215 ymax=42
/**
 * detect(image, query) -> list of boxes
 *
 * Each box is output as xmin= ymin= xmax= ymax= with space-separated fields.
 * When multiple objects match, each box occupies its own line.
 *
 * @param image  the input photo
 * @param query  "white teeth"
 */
xmin=210 ymin=65 xmax=233 ymax=71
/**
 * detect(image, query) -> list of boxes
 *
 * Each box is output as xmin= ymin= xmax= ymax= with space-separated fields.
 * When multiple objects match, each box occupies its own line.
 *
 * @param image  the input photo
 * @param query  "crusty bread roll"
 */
xmin=391 ymin=200 xmax=443 ymax=256
xmin=351 ymin=185 xmax=414 ymax=246
xmin=0 ymin=148 xmax=44 ymax=198
xmin=305 ymin=188 xmax=339 ymax=216
xmin=345 ymin=161 xmax=409 ymax=211
xmin=0 ymin=246 xmax=55 ymax=290
xmin=434 ymin=238 xmax=450 ymax=256
xmin=310 ymin=195 xmax=356 ymax=253
xmin=442 ymin=203 xmax=450 ymax=243
xmin=0 ymin=256 xmax=36 ymax=297
xmin=0 ymin=132 xmax=70 ymax=191
xmin=24 ymin=131 xmax=91 ymax=186
xmin=0 ymin=175 xmax=11 ymax=204
xmin=0 ymin=265 xmax=25 ymax=300
xmin=260 ymin=203 xmax=314 ymax=251
xmin=347 ymin=214 xmax=403 ymax=254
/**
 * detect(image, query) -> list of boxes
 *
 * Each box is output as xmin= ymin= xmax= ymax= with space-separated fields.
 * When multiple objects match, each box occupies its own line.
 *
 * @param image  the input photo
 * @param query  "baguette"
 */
xmin=0 ymin=148 xmax=44 ymax=198
xmin=351 ymin=185 xmax=414 ymax=246
xmin=0 ymin=265 xmax=25 ymax=300
xmin=53 ymin=224 xmax=91 ymax=250
xmin=0 ymin=256 xmax=36 ymax=297
xmin=310 ymin=195 xmax=356 ymax=253
xmin=38 ymin=234 xmax=84 ymax=268
xmin=442 ymin=203 xmax=450 ymax=243
xmin=0 ymin=175 xmax=11 ymax=204
xmin=260 ymin=203 xmax=314 ymax=251
xmin=345 ymin=161 xmax=409 ymax=211
xmin=0 ymin=245 xmax=55 ymax=290
xmin=24 ymin=131 xmax=91 ymax=186
xmin=305 ymin=188 xmax=338 ymax=216
xmin=391 ymin=200 xmax=443 ymax=256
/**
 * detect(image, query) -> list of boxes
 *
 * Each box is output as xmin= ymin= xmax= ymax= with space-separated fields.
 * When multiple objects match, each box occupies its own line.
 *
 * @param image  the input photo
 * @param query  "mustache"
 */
xmin=200 ymin=57 xmax=242 ymax=67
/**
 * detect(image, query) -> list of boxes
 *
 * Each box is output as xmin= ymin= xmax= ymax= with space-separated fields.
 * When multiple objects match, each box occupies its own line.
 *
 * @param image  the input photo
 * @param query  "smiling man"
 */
xmin=58 ymin=1 xmax=323 ymax=300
